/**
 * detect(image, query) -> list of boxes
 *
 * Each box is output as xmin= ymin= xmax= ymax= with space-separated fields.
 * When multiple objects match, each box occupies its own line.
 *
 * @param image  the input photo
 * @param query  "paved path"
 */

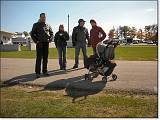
xmin=1 ymin=58 xmax=157 ymax=93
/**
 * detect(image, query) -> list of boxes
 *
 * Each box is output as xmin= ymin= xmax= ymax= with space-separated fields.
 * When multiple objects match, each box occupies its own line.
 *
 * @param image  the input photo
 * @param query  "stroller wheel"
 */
xmin=112 ymin=74 xmax=117 ymax=81
xmin=92 ymin=72 xmax=99 ymax=78
xmin=85 ymin=74 xmax=92 ymax=81
xmin=102 ymin=77 xmax=108 ymax=83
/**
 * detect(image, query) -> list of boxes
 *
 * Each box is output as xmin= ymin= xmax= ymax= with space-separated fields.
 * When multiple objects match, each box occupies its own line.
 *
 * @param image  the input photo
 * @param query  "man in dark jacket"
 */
xmin=72 ymin=19 xmax=89 ymax=69
xmin=90 ymin=19 xmax=106 ymax=55
xmin=31 ymin=13 xmax=53 ymax=78
xmin=54 ymin=24 xmax=69 ymax=70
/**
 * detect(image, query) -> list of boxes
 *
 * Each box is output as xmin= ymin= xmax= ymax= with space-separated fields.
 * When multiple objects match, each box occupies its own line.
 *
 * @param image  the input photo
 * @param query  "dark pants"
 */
xmin=35 ymin=42 xmax=49 ymax=74
xmin=75 ymin=43 xmax=88 ymax=66
xmin=57 ymin=46 xmax=66 ymax=68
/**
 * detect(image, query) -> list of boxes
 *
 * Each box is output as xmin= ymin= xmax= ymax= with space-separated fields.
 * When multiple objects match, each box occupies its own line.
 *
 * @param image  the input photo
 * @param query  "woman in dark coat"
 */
xmin=54 ymin=25 xmax=69 ymax=70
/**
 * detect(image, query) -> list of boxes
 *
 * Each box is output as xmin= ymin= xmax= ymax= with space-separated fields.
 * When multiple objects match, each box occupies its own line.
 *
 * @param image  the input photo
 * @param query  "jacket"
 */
xmin=90 ymin=26 xmax=106 ymax=48
xmin=31 ymin=22 xmax=53 ymax=43
xmin=54 ymin=31 xmax=69 ymax=47
xmin=72 ymin=26 xmax=89 ymax=45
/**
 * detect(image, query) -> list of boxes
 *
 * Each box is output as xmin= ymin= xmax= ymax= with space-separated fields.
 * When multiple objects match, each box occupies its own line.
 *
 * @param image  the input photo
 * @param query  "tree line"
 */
xmin=108 ymin=24 xmax=158 ymax=41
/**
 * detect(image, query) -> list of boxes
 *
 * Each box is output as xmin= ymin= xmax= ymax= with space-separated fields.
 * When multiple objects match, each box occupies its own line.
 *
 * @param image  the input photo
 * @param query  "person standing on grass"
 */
xmin=31 ymin=13 xmax=53 ymax=78
xmin=72 ymin=19 xmax=89 ymax=69
xmin=54 ymin=24 xmax=69 ymax=70
xmin=90 ymin=19 xmax=106 ymax=55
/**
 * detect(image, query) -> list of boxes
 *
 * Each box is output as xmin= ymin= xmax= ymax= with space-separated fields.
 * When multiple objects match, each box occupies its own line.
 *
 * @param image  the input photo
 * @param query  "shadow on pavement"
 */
xmin=1 ymin=68 xmax=84 ymax=88
xmin=1 ymin=72 xmax=38 ymax=88
xmin=44 ymin=75 xmax=84 ymax=90
xmin=66 ymin=67 xmax=84 ymax=72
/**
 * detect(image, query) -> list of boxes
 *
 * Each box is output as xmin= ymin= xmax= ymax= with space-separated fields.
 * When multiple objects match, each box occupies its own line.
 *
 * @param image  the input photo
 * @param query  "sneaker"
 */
xmin=43 ymin=72 xmax=50 ymax=76
xmin=36 ymin=74 xmax=40 ymax=78
xmin=60 ymin=67 xmax=63 ymax=70
xmin=72 ymin=65 xmax=78 ymax=69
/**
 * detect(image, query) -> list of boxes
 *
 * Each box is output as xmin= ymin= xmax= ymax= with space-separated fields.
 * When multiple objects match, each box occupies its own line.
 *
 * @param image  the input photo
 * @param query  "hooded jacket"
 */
xmin=90 ymin=26 xmax=106 ymax=48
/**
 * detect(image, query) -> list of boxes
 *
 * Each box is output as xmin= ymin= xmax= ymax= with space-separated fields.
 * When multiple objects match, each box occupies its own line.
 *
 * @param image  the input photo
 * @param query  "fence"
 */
xmin=0 ymin=44 xmax=20 ymax=52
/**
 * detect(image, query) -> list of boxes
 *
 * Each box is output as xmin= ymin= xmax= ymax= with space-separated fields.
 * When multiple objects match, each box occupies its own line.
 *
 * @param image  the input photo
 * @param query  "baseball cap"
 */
xmin=78 ymin=19 xmax=86 ymax=23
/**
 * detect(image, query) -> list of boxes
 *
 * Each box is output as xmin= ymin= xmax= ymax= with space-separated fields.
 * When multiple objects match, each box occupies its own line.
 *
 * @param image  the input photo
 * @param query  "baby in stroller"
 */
xmin=85 ymin=39 xmax=119 ymax=82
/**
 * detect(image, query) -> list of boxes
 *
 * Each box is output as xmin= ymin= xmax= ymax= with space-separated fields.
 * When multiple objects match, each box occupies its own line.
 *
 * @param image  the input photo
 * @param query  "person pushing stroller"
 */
xmin=89 ymin=19 xmax=106 ymax=55
xmin=85 ymin=39 xmax=119 ymax=82
xmin=85 ymin=19 xmax=119 ymax=82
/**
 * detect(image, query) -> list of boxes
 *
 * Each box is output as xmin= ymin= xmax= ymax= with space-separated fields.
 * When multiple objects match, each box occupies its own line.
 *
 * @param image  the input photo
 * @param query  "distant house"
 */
xmin=0 ymin=31 xmax=13 ymax=44
xmin=12 ymin=37 xmax=28 ymax=44
xmin=14 ymin=32 xmax=26 ymax=38
xmin=12 ymin=32 xmax=28 ymax=44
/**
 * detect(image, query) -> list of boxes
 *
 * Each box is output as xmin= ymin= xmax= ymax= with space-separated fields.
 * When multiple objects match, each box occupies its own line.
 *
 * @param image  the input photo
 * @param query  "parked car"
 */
xmin=133 ymin=40 xmax=139 ymax=44
xmin=127 ymin=38 xmax=133 ymax=43
xmin=142 ymin=40 xmax=147 ymax=43
xmin=147 ymin=40 xmax=154 ymax=44
xmin=153 ymin=40 xmax=158 ymax=45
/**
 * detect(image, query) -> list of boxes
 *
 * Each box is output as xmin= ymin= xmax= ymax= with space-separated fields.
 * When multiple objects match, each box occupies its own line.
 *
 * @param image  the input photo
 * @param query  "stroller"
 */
xmin=85 ymin=39 xmax=119 ymax=82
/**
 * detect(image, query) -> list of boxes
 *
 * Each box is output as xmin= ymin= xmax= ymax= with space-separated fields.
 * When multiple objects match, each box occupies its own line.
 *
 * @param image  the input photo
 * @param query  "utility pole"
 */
xmin=68 ymin=14 xmax=69 ymax=35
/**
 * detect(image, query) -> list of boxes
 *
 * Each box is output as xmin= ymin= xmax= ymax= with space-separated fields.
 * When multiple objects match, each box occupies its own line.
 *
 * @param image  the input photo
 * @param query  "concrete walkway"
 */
xmin=1 ymin=58 xmax=157 ymax=93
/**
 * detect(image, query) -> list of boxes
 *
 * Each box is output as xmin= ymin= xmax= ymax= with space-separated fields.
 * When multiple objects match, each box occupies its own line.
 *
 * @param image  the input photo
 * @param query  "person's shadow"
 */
xmin=1 ymin=68 xmax=84 ymax=88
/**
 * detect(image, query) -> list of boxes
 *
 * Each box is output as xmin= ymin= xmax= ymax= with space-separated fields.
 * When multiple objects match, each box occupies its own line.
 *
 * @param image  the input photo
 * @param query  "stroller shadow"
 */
xmin=1 ymin=68 xmax=84 ymax=88
xmin=42 ymin=75 xmax=107 ymax=102
xmin=65 ymin=78 xmax=107 ymax=102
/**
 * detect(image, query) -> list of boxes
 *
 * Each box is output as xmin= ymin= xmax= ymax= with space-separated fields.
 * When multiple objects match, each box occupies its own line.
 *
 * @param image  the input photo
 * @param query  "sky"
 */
xmin=1 ymin=1 xmax=157 ymax=35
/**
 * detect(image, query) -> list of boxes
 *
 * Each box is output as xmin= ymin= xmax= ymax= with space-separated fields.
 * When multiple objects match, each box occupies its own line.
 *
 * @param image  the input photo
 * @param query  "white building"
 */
xmin=12 ymin=37 xmax=28 ymax=44
xmin=0 ymin=31 xmax=13 ymax=44
xmin=12 ymin=32 xmax=28 ymax=44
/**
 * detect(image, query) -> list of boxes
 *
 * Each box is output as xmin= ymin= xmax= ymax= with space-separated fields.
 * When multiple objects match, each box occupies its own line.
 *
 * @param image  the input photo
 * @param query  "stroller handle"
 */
xmin=102 ymin=39 xmax=119 ymax=47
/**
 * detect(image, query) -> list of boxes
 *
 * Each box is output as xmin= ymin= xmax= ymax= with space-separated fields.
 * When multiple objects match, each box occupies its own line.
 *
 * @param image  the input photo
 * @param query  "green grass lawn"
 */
xmin=20 ymin=46 xmax=29 ymax=51
xmin=1 ymin=87 xmax=157 ymax=118
xmin=0 ymin=46 xmax=157 ymax=61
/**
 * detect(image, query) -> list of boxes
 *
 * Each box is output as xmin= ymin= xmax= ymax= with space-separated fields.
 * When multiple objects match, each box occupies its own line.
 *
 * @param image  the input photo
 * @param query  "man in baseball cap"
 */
xmin=78 ymin=19 xmax=86 ymax=23
xmin=72 ymin=19 xmax=89 ymax=69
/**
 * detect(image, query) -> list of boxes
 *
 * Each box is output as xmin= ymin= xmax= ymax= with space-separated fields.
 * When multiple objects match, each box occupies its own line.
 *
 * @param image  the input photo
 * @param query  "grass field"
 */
xmin=0 ymin=86 xmax=157 ymax=118
xmin=0 ymin=46 xmax=157 ymax=61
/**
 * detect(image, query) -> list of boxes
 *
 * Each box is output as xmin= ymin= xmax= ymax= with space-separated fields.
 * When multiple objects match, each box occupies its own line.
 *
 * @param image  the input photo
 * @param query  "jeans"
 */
xmin=35 ymin=42 xmax=49 ymax=74
xmin=57 ymin=46 xmax=67 ymax=68
xmin=75 ymin=43 xmax=88 ymax=66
